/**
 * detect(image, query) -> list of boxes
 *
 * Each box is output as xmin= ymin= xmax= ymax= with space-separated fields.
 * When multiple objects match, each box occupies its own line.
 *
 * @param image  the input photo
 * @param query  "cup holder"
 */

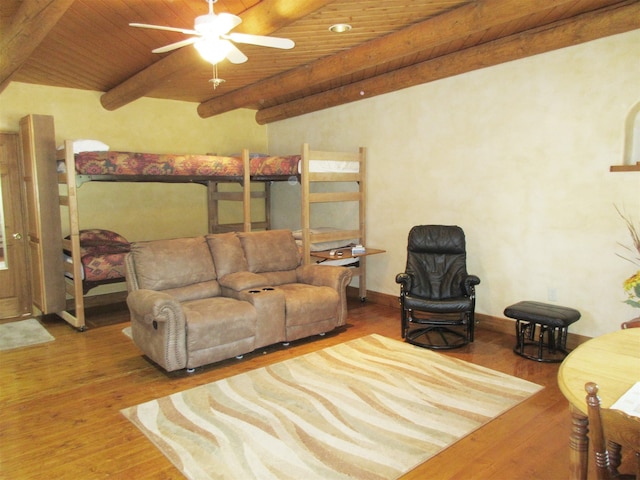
xmin=248 ymin=287 xmax=275 ymax=294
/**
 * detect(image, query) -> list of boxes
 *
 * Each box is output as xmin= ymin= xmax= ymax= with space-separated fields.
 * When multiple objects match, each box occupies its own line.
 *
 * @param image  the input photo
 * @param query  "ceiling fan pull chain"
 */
xmin=209 ymin=64 xmax=225 ymax=90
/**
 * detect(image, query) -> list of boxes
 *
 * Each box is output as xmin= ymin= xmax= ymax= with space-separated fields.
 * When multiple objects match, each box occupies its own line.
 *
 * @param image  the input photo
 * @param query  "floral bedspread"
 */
xmin=74 ymin=152 xmax=301 ymax=177
xmin=65 ymin=229 xmax=131 ymax=283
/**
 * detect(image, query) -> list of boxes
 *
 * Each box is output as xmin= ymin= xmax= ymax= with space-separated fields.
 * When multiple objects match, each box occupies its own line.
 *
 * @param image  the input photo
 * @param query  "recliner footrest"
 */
xmin=504 ymin=301 xmax=580 ymax=363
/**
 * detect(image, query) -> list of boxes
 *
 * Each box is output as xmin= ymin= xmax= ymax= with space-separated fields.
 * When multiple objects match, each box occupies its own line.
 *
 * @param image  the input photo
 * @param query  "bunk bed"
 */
xmin=56 ymin=141 xmax=294 ymax=329
xmin=55 ymin=140 xmax=368 ymax=330
xmin=298 ymin=143 xmax=369 ymax=300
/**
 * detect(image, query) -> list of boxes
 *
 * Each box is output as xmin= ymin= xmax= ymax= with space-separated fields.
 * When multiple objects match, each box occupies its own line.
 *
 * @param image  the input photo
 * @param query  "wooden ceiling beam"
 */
xmin=100 ymin=0 xmax=333 ymax=111
xmin=254 ymin=2 xmax=640 ymax=124
xmin=0 ymin=0 xmax=75 ymax=94
xmin=197 ymin=0 xmax=619 ymax=118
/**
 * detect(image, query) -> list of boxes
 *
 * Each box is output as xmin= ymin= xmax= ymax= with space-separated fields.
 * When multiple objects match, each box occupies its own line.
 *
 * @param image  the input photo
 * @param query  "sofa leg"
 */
xmin=235 ymin=355 xmax=244 ymax=359
xmin=186 ymin=368 xmax=195 ymax=373
xmin=319 ymin=332 xmax=326 ymax=336
xmin=282 ymin=342 xmax=290 ymax=346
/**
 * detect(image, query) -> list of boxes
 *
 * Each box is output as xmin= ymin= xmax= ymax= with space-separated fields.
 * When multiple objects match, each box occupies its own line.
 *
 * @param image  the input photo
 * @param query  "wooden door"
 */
xmin=0 ymin=132 xmax=31 ymax=319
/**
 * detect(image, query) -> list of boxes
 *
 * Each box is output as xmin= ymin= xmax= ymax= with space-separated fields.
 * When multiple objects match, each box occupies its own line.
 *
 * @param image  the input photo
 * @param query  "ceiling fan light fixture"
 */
xmin=329 ymin=23 xmax=352 ymax=33
xmin=195 ymin=38 xmax=233 ymax=65
xmin=195 ymin=12 xmax=241 ymax=35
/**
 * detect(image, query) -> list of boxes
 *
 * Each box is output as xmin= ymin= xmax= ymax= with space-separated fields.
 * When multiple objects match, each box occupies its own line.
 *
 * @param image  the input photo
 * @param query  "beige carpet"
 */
xmin=0 ymin=318 xmax=54 ymax=351
xmin=122 ymin=334 xmax=542 ymax=480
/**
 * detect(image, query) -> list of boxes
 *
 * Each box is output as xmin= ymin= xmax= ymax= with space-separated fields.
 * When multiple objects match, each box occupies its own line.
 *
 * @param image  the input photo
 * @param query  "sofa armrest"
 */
xmin=296 ymin=264 xmax=353 ymax=290
xmin=126 ymin=289 xmax=187 ymax=372
xmin=296 ymin=265 xmax=353 ymax=326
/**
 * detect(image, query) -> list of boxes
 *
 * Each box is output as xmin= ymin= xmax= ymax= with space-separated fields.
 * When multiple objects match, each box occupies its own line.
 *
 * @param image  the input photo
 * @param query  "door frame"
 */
xmin=0 ymin=131 xmax=31 ymax=320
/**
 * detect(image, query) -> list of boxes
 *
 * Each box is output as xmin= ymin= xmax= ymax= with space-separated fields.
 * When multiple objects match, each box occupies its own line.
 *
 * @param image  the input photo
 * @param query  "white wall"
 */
xmin=267 ymin=30 xmax=640 ymax=338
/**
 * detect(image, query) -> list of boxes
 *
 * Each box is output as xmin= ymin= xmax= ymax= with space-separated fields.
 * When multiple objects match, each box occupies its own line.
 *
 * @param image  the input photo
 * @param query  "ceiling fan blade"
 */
xmin=226 ymin=43 xmax=248 ymax=64
xmin=215 ymin=13 xmax=242 ymax=35
xmin=129 ymin=22 xmax=199 ymax=36
xmin=152 ymin=37 xmax=197 ymax=54
xmin=225 ymin=33 xmax=294 ymax=50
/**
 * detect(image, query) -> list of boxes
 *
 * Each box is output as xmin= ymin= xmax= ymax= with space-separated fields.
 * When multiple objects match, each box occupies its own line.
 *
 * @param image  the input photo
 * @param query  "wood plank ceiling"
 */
xmin=1 ymin=0 xmax=639 ymax=124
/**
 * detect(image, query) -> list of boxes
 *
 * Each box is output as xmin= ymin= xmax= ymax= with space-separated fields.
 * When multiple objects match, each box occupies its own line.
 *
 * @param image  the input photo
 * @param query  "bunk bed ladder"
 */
xmin=57 ymin=140 xmax=86 ymax=330
xmin=207 ymin=149 xmax=270 ymax=233
xmin=301 ymin=143 xmax=367 ymax=300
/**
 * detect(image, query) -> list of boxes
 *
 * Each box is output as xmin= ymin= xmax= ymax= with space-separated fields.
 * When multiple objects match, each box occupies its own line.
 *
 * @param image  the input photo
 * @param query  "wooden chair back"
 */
xmin=621 ymin=318 xmax=640 ymax=329
xmin=585 ymin=381 xmax=640 ymax=480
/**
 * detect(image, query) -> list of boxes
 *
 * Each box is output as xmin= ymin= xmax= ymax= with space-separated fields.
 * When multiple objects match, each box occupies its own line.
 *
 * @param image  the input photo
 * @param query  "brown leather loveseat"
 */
xmin=125 ymin=229 xmax=352 ymax=372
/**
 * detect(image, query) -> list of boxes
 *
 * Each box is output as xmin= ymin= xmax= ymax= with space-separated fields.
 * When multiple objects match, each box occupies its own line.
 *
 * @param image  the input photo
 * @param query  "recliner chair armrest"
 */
xmin=127 ymin=289 xmax=184 ymax=325
xmin=126 ymin=289 xmax=188 ymax=371
xmin=297 ymin=264 xmax=353 ymax=327
xmin=395 ymin=272 xmax=413 ymax=292
xmin=296 ymin=264 xmax=353 ymax=291
xmin=463 ymin=275 xmax=481 ymax=296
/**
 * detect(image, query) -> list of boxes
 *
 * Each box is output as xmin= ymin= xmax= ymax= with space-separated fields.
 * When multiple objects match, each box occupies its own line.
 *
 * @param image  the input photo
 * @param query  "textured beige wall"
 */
xmin=268 ymin=30 xmax=640 ymax=338
xmin=0 ymin=83 xmax=268 ymax=242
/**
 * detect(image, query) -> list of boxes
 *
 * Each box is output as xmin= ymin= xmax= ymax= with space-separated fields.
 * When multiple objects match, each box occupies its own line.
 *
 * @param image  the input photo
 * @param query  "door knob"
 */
xmin=12 ymin=233 xmax=22 ymax=240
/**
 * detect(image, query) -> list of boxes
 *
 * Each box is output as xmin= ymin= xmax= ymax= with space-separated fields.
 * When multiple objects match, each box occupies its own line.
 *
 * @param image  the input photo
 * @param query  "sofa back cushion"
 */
xmin=129 ymin=236 xmax=220 ymax=300
xmin=238 ymin=230 xmax=301 ymax=273
xmin=206 ymin=233 xmax=248 ymax=277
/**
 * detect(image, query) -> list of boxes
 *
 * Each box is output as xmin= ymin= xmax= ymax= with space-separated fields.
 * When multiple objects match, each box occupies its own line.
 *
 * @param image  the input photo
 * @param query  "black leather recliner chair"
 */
xmin=396 ymin=225 xmax=480 ymax=349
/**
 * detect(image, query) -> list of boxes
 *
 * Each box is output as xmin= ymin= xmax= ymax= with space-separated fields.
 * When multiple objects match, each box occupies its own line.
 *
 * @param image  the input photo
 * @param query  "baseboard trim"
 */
xmin=347 ymin=287 xmax=591 ymax=350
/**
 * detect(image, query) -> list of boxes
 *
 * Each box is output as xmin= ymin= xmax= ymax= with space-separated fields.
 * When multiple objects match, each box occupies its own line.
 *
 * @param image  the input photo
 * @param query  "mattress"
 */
xmin=293 ymin=227 xmax=359 ymax=252
xmin=298 ymin=160 xmax=360 ymax=173
xmin=72 ymin=151 xmax=301 ymax=178
xmin=69 ymin=151 xmax=359 ymax=178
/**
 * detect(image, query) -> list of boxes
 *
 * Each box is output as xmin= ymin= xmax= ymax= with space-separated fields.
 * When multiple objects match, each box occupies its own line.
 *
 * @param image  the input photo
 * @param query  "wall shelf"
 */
xmin=610 ymin=163 xmax=640 ymax=172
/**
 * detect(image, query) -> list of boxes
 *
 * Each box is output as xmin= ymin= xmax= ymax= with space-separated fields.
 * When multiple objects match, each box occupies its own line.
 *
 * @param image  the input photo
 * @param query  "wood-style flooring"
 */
xmin=0 ymin=300 xmax=612 ymax=479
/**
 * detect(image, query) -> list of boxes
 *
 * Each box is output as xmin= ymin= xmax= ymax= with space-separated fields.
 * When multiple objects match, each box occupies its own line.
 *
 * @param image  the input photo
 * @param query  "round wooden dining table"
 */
xmin=557 ymin=327 xmax=640 ymax=480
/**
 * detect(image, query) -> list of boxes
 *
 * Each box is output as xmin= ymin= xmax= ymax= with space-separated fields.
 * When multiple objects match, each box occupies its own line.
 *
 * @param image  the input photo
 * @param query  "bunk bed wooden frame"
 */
xmin=300 ymin=144 xmax=368 ymax=300
xmin=56 ymin=142 xmax=260 ymax=330
xmin=56 ymin=141 xmax=367 ymax=330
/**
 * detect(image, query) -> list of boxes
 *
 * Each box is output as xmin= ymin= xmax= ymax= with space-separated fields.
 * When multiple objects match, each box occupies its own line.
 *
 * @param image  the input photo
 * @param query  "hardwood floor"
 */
xmin=0 ymin=300 xmax=608 ymax=479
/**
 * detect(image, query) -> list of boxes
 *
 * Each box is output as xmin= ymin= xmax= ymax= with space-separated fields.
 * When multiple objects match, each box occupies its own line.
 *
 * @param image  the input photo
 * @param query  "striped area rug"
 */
xmin=121 ymin=334 xmax=542 ymax=479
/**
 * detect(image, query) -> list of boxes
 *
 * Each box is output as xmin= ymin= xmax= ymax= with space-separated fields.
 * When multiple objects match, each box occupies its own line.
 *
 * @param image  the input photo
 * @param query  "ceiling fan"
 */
xmin=130 ymin=0 xmax=295 ymax=65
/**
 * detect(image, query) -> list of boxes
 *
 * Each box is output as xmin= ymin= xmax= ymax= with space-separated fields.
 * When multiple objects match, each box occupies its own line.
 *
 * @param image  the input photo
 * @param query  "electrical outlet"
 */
xmin=547 ymin=287 xmax=558 ymax=302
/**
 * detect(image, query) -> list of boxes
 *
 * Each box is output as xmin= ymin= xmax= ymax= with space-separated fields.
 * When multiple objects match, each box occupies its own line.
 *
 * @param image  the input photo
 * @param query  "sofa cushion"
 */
xmin=162 ymin=281 xmax=221 ymax=303
xmin=130 ymin=236 xmax=217 ymax=291
xmin=277 ymin=284 xmax=339 ymax=326
xmin=183 ymin=297 xmax=256 ymax=366
xmin=238 ymin=229 xmax=301 ymax=273
xmin=184 ymin=297 xmax=256 ymax=351
xmin=206 ymin=233 xmax=249 ymax=277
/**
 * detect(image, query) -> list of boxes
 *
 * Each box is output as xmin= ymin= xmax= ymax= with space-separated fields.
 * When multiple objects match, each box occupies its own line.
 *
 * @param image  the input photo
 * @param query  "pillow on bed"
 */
xmin=57 ymin=139 xmax=110 ymax=153
xmin=78 ymin=229 xmax=129 ymax=248
xmin=72 ymin=139 xmax=110 ymax=153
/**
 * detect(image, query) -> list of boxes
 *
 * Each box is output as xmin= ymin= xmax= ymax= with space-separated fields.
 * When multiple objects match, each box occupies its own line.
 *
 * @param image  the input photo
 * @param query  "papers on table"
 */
xmin=611 ymin=381 xmax=640 ymax=418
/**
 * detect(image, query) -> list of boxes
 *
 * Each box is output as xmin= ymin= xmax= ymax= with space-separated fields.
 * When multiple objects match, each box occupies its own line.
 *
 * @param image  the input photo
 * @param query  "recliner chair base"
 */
xmin=405 ymin=325 xmax=469 ymax=350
